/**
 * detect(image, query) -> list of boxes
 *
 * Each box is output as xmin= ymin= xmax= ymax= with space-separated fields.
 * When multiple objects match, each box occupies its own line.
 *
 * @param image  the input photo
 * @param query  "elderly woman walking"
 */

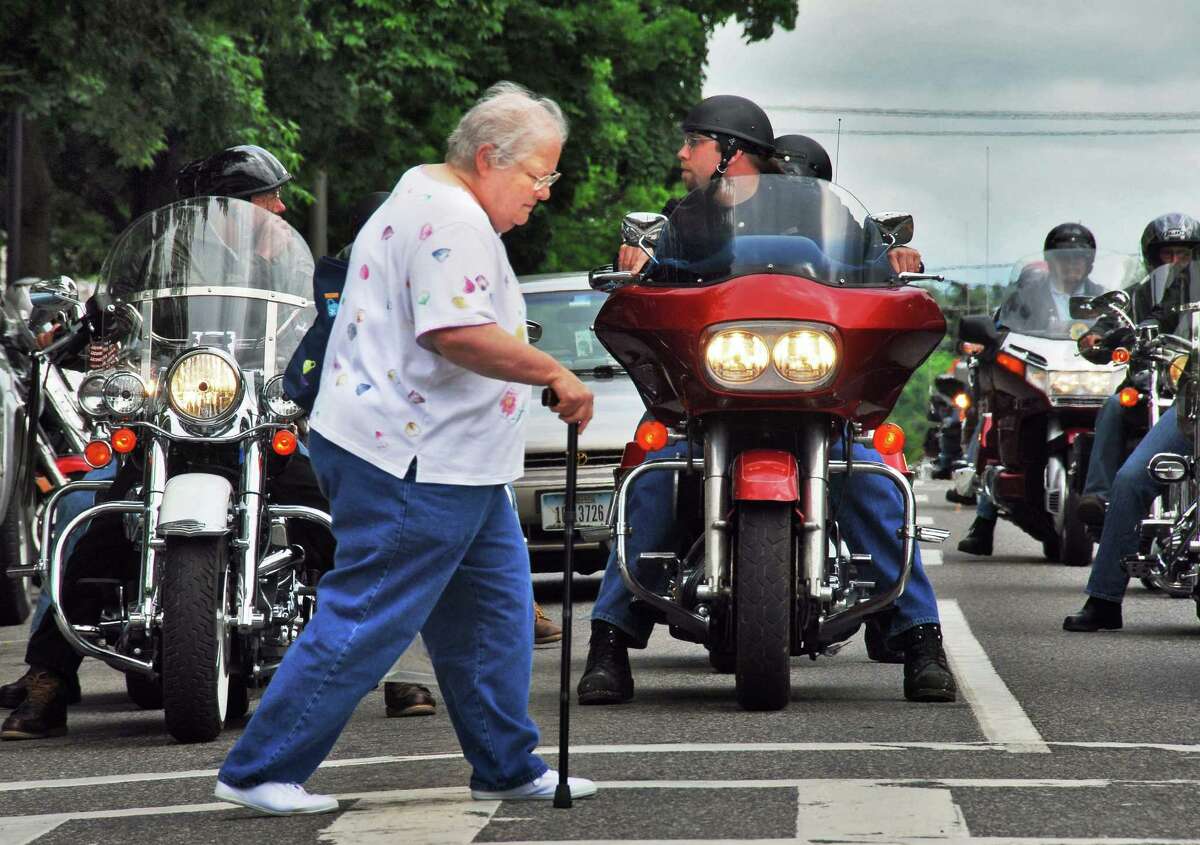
xmin=214 ymin=82 xmax=595 ymax=816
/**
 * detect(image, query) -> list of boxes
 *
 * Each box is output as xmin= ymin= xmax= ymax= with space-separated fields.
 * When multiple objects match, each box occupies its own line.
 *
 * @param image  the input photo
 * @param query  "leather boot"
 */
xmin=0 ymin=668 xmax=81 ymax=709
xmin=1 ymin=668 xmax=69 ymax=739
xmin=577 ymin=621 xmax=634 ymax=704
xmin=900 ymin=624 xmax=957 ymax=702
xmin=1076 ymin=494 xmax=1108 ymax=528
xmin=957 ymin=517 xmax=995 ymax=556
xmin=383 ymin=682 xmax=436 ymax=717
xmin=864 ymin=618 xmax=904 ymax=664
xmin=1063 ymin=596 xmax=1122 ymax=632
xmin=533 ymin=602 xmax=562 ymax=645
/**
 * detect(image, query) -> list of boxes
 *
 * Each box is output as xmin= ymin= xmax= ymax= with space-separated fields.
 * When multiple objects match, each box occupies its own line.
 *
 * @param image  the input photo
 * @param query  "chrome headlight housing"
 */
xmin=77 ymin=373 xmax=109 ymax=417
xmin=1169 ymin=354 xmax=1189 ymax=391
xmin=703 ymin=321 xmax=839 ymax=392
xmin=166 ymin=349 xmax=243 ymax=425
xmin=101 ymin=371 xmax=147 ymax=417
xmin=262 ymin=374 xmax=304 ymax=421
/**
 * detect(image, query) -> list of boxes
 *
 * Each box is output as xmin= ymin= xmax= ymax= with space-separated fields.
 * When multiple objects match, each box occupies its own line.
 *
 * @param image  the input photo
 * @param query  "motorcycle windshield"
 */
xmin=644 ymin=175 xmax=894 ymax=287
xmin=995 ymin=249 xmax=1143 ymax=340
xmin=97 ymin=198 xmax=315 ymax=380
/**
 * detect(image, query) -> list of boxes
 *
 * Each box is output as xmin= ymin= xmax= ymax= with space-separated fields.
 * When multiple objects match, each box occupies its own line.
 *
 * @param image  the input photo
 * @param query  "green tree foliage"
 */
xmin=2 ymin=0 xmax=797 ymax=278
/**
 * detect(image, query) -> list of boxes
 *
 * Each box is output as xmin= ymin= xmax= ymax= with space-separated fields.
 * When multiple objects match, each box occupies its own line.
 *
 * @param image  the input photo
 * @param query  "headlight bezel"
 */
xmin=101 ymin=371 xmax=147 ymax=418
xmin=261 ymin=374 xmax=304 ymax=421
xmin=165 ymin=347 xmax=245 ymax=427
xmin=1026 ymin=364 xmax=1125 ymax=402
xmin=701 ymin=320 xmax=840 ymax=392
xmin=77 ymin=373 xmax=109 ymax=418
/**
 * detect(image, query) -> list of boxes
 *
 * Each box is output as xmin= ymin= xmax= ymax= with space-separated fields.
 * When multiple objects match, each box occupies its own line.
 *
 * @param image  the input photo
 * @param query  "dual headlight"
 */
xmin=704 ymin=323 xmax=838 ymax=390
xmin=78 ymin=371 xmax=148 ymax=418
xmin=1025 ymin=366 xmax=1125 ymax=399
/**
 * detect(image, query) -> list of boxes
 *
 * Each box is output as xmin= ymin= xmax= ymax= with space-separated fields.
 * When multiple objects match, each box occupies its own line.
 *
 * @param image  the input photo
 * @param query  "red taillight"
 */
xmin=84 ymin=440 xmax=113 ymax=468
xmin=634 ymin=420 xmax=669 ymax=452
xmin=111 ymin=428 xmax=137 ymax=454
xmin=996 ymin=352 xmax=1025 ymax=377
xmin=1118 ymin=386 xmax=1140 ymax=407
xmin=873 ymin=423 xmax=905 ymax=456
xmin=619 ymin=441 xmax=647 ymax=470
xmin=272 ymin=430 xmax=299 ymax=456
xmin=1112 ymin=347 xmax=1131 ymax=365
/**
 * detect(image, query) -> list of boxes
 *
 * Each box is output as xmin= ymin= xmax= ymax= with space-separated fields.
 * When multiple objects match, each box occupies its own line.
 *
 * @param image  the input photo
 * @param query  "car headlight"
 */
xmin=102 ymin=372 xmax=146 ymax=416
xmin=78 ymin=374 xmax=108 ymax=417
xmin=1169 ymin=354 xmax=1189 ymax=390
xmin=705 ymin=330 xmax=770 ymax=383
xmin=167 ymin=350 xmax=242 ymax=423
xmin=772 ymin=330 xmax=838 ymax=385
xmin=262 ymin=374 xmax=304 ymax=420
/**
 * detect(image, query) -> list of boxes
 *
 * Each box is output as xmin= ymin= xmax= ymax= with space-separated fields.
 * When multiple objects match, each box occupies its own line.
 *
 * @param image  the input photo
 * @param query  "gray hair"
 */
xmin=446 ymin=81 xmax=568 ymax=172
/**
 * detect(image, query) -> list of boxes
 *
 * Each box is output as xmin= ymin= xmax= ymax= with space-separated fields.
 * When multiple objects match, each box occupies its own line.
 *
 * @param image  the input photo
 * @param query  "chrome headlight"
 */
xmin=78 ymin=374 xmax=108 ymax=417
xmin=705 ymin=330 xmax=770 ymax=383
xmin=772 ymin=330 xmax=837 ymax=386
xmin=102 ymin=372 xmax=146 ymax=417
xmin=1045 ymin=369 xmax=1125 ymax=398
xmin=262 ymin=374 xmax=304 ymax=421
xmin=1169 ymin=354 xmax=1189 ymax=390
xmin=166 ymin=350 xmax=243 ymax=424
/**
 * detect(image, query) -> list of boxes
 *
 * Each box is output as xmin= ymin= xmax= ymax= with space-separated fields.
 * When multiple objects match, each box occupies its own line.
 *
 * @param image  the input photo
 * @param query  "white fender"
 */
xmin=158 ymin=473 xmax=234 ymax=537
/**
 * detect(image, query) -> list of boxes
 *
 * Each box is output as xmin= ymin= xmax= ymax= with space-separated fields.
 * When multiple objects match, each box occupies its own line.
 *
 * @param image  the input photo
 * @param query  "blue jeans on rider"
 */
xmin=975 ymin=489 xmax=999 ymax=521
xmin=591 ymin=440 xmax=941 ymax=646
xmin=29 ymin=463 xmax=119 ymax=633
xmin=1082 ymin=392 xmax=1127 ymax=500
xmin=1085 ymin=405 xmax=1189 ymax=602
xmin=219 ymin=431 xmax=546 ymax=793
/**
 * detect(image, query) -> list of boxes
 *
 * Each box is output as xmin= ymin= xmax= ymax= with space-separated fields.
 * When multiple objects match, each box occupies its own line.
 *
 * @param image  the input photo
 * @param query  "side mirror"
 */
xmin=29 ymin=275 xmax=80 ymax=311
xmin=958 ymin=314 xmax=998 ymax=346
xmin=525 ymin=320 xmax=543 ymax=344
xmin=1068 ymin=295 xmax=1099 ymax=320
xmin=870 ymin=212 xmax=914 ymax=247
xmin=620 ymin=212 xmax=667 ymax=251
xmin=589 ymin=265 xmax=636 ymax=293
xmin=1093 ymin=289 xmax=1131 ymax=313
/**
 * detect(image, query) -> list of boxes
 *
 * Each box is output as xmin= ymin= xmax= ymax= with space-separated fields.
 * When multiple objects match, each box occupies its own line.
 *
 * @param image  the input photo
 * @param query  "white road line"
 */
xmin=923 ymin=549 xmax=944 ymax=566
xmin=938 ymin=599 xmax=1050 ymax=754
xmin=918 ymin=515 xmax=935 ymax=525
xmin=318 ymin=787 xmax=501 ymax=845
xmin=795 ymin=783 xmax=969 ymax=840
xmin=915 ymin=493 xmax=930 ymax=503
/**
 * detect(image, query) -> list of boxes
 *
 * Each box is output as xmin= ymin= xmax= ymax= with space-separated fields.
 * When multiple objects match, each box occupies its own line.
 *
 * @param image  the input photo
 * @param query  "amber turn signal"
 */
xmin=996 ymin=352 xmax=1025 ymax=377
xmin=272 ymin=429 xmax=299 ymax=456
xmin=1111 ymin=347 xmax=1131 ymax=365
xmin=634 ymin=420 xmax=669 ymax=452
xmin=873 ymin=423 xmax=905 ymax=456
xmin=111 ymin=428 xmax=137 ymax=454
xmin=1118 ymin=387 xmax=1140 ymax=408
xmin=84 ymin=440 xmax=113 ymax=468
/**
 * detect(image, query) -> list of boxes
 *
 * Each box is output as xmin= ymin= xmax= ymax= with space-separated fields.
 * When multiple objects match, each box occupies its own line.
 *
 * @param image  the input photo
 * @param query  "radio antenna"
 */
xmin=834 ymin=118 xmax=842 ymax=182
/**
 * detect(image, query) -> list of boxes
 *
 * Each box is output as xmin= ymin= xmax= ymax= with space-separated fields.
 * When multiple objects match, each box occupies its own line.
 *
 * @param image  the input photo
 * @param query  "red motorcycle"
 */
xmin=589 ymin=174 xmax=946 ymax=710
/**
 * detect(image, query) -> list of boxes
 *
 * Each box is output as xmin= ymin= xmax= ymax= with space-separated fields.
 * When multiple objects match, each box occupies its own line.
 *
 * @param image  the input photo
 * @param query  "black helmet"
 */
xmin=773 ymin=134 xmax=832 ymax=181
xmin=176 ymin=145 xmax=292 ymax=199
xmin=681 ymin=95 xmax=774 ymax=156
xmin=1043 ymin=222 xmax=1096 ymax=253
xmin=1140 ymin=213 xmax=1200 ymax=268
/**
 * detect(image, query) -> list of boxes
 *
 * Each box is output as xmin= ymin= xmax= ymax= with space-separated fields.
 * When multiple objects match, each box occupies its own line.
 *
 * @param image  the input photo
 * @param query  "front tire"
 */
xmin=734 ymin=501 xmax=792 ymax=711
xmin=161 ymin=536 xmax=244 ymax=743
xmin=1059 ymin=491 xmax=1094 ymax=568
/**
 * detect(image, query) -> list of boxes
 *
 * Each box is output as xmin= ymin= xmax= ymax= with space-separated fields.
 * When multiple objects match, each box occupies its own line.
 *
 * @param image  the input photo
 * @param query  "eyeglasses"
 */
xmin=526 ymin=170 xmax=561 ymax=191
xmin=683 ymin=131 xmax=718 ymax=150
xmin=254 ymin=188 xmax=283 ymax=202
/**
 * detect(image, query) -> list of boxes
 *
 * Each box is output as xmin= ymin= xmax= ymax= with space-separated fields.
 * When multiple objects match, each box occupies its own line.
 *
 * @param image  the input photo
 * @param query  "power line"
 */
xmin=792 ymin=127 xmax=1200 ymax=137
xmin=766 ymin=105 xmax=1200 ymax=121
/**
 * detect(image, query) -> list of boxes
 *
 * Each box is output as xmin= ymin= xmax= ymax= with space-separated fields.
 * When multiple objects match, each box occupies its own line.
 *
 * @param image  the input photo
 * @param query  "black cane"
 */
xmin=542 ymin=387 xmax=577 ymax=809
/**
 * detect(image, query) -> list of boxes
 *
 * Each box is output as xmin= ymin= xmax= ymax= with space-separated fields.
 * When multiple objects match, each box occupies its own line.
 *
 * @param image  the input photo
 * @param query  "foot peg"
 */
xmin=906 ymin=525 xmax=950 ymax=544
xmin=1122 ymin=555 xmax=1159 ymax=579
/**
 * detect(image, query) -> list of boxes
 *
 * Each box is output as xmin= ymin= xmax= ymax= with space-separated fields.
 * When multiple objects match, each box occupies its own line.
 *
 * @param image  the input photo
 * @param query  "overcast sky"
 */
xmin=704 ymin=0 xmax=1200 ymax=289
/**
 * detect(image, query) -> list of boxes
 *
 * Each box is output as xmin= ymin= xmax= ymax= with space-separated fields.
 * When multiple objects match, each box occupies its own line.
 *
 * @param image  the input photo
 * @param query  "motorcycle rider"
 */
xmin=1073 ymin=214 xmax=1200 ymax=526
xmin=958 ymin=222 xmax=1105 ymax=555
xmin=584 ymin=97 xmax=957 ymax=706
xmin=0 ymin=145 xmax=335 ymax=740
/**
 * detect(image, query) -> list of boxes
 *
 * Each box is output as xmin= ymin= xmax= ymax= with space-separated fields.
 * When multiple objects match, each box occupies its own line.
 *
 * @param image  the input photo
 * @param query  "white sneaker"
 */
xmin=471 ymin=769 xmax=597 ymax=801
xmin=214 ymin=780 xmax=339 ymax=816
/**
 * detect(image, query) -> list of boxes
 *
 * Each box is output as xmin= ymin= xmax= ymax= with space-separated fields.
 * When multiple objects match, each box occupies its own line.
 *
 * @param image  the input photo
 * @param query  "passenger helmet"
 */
xmin=1140 ymin=213 xmax=1200 ymax=269
xmin=176 ymin=145 xmax=293 ymax=199
xmin=1043 ymin=222 xmax=1096 ymax=253
xmin=773 ymin=134 xmax=832 ymax=181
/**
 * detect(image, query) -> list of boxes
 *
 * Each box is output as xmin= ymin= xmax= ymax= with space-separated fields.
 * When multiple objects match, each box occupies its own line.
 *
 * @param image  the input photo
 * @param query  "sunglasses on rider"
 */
xmin=526 ymin=170 xmax=562 ymax=191
xmin=683 ymin=131 xmax=720 ymax=150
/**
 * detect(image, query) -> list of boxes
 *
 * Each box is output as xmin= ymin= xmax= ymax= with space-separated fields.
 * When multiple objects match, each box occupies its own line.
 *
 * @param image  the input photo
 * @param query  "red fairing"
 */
xmin=732 ymin=449 xmax=800 ymax=502
xmin=55 ymin=455 xmax=91 ymax=476
xmin=594 ymin=273 xmax=945 ymax=428
xmin=879 ymin=450 xmax=908 ymax=474
xmin=1064 ymin=427 xmax=1090 ymax=445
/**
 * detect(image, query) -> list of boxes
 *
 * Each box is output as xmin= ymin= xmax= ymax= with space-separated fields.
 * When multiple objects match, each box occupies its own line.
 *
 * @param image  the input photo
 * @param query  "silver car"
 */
xmin=517 ymin=273 xmax=646 ymax=573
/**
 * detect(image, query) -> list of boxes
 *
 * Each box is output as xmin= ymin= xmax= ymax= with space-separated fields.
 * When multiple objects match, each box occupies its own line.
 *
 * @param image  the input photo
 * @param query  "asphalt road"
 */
xmin=4 ymin=477 xmax=1200 ymax=844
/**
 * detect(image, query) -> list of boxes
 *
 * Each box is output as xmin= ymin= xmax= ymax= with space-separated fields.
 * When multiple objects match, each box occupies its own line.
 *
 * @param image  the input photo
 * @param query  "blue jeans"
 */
xmin=1083 ymin=392 xmax=1129 ymax=499
xmin=219 ymin=431 xmax=546 ymax=792
xmin=592 ymin=440 xmax=940 ymax=645
xmin=1085 ymin=405 xmax=1189 ymax=602
xmin=975 ymin=489 xmax=999 ymax=521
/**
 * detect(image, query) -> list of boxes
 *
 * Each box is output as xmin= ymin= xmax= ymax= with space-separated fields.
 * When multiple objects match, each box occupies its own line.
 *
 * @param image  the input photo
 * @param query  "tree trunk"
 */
xmin=18 ymin=120 xmax=52 ymax=279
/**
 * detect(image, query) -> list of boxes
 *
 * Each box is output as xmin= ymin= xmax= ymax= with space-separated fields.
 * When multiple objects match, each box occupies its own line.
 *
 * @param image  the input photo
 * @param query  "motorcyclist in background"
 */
xmin=958 ymin=223 xmax=1104 ymax=555
xmin=0 ymin=145 xmax=335 ymax=741
xmin=1073 ymin=213 xmax=1200 ymax=527
xmin=582 ymin=98 xmax=957 ymax=707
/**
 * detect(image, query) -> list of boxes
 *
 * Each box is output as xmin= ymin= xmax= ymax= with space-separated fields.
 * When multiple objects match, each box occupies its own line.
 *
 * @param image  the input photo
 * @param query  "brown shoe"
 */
xmin=0 ymin=667 xmax=81 ymax=709
xmin=1 ymin=668 xmax=69 ymax=739
xmin=384 ymin=682 xmax=436 ymax=717
xmin=534 ymin=602 xmax=562 ymax=645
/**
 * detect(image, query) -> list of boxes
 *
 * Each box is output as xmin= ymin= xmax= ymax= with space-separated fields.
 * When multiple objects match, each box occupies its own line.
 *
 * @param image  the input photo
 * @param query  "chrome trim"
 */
xmin=126 ymin=286 xmax=310 ymax=308
xmin=264 ymin=301 xmax=279 ymax=381
xmin=267 ymin=504 xmax=333 ymax=532
xmin=798 ymin=419 xmax=829 ymax=602
xmin=125 ymin=419 xmax=290 ymax=444
xmin=135 ymin=438 xmax=167 ymax=626
xmin=36 ymin=436 xmax=68 ymax=489
xmin=703 ymin=420 xmax=730 ymax=594
xmin=164 ymin=347 xmax=246 ymax=429
xmin=237 ymin=439 xmax=264 ymax=630
xmin=38 ymin=480 xmax=114 ymax=575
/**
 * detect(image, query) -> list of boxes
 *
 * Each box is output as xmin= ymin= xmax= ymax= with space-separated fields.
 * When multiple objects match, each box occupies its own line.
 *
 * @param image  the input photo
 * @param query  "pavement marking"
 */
xmin=938 ymin=599 xmax=1050 ymax=754
xmin=317 ymin=787 xmax=500 ymax=845
xmin=923 ymin=549 xmax=944 ymax=566
xmin=918 ymin=515 xmax=935 ymax=525
xmin=794 ymin=782 xmax=969 ymax=840
xmin=915 ymin=493 xmax=930 ymax=503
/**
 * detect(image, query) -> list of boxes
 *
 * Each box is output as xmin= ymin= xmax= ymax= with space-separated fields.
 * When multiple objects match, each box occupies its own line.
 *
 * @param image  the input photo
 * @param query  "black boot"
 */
xmin=957 ymin=517 xmax=995 ymax=556
xmin=1063 ymin=596 xmax=1122 ymax=632
xmin=864 ymin=618 xmax=903 ymax=664
xmin=383 ymin=683 xmax=436 ymax=717
xmin=577 ymin=621 xmax=634 ymax=705
xmin=1076 ymin=495 xmax=1108 ymax=528
xmin=900 ymin=624 xmax=957 ymax=702
xmin=0 ymin=668 xmax=80 ymax=709
xmin=0 ymin=668 xmax=69 ymax=740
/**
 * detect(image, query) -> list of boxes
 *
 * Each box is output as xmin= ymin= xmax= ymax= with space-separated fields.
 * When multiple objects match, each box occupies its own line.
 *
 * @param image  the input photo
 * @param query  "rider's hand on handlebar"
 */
xmin=887 ymin=246 xmax=923 ymax=274
xmin=617 ymin=244 xmax=650 ymax=274
xmin=546 ymin=369 xmax=594 ymax=434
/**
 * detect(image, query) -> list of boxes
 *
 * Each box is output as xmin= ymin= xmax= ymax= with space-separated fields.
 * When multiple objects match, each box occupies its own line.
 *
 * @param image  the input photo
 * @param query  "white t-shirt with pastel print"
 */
xmin=310 ymin=166 xmax=530 ymax=485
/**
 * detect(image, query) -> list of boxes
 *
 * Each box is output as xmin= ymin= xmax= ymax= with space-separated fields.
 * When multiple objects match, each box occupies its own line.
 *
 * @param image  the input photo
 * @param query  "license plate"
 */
xmin=540 ymin=491 xmax=613 ymax=531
